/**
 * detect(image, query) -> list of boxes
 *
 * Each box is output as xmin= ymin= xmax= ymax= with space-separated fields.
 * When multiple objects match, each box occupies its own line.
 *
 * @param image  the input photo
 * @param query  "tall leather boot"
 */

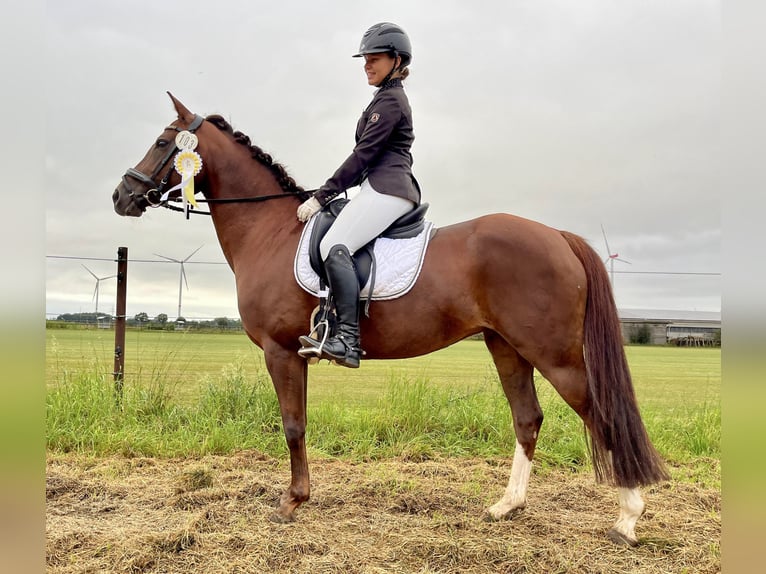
xmin=299 ymin=244 xmax=362 ymax=368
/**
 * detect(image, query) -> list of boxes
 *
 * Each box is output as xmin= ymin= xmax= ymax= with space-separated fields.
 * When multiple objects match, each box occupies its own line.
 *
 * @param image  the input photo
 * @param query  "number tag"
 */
xmin=175 ymin=131 xmax=199 ymax=150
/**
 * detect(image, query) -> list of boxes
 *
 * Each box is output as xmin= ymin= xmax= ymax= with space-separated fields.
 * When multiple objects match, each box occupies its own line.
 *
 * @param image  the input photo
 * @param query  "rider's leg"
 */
xmin=309 ymin=243 xmax=362 ymax=368
xmin=299 ymin=181 xmax=413 ymax=367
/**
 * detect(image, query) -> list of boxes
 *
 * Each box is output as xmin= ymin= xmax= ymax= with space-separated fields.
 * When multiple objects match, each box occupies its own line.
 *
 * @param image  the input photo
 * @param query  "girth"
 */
xmin=308 ymin=199 xmax=430 ymax=289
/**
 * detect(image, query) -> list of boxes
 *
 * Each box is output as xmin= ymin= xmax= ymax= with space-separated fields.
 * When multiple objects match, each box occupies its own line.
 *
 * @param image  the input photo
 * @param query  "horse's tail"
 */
xmin=560 ymin=230 xmax=669 ymax=487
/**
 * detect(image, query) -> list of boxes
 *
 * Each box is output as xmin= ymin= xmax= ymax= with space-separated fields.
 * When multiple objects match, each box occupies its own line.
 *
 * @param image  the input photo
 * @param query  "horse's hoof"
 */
xmin=269 ymin=511 xmax=295 ymax=524
xmin=607 ymin=528 xmax=638 ymax=547
xmin=484 ymin=506 xmax=524 ymax=522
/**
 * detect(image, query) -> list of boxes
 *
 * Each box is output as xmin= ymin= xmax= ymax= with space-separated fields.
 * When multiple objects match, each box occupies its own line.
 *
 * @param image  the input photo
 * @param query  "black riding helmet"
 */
xmin=353 ymin=22 xmax=412 ymax=69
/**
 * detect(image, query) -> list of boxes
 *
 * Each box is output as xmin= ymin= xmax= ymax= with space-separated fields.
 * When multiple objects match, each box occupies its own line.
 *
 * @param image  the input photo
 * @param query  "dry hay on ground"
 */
xmin=46 ymin=452 xmax=720 ymax=573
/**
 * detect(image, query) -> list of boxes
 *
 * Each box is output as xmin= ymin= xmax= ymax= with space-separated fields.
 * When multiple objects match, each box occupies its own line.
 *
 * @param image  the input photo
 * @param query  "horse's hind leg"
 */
xmin=541 ymin=360 xmax=645 ymax=545
xmin=609 ymin=487 xmax=645 ymax=546
xmin=483 ymin=330 xmax=543 ymax=521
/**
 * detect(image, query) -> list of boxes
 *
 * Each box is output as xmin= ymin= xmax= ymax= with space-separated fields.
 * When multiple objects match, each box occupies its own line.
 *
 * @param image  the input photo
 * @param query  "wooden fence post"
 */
xmin=113 ymin=247 xmax=128 ymax=398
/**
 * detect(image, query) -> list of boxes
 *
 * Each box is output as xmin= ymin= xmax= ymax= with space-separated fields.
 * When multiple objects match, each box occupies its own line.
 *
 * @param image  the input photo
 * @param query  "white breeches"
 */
xmin=319 ymin=180 xmax=414 ymax=260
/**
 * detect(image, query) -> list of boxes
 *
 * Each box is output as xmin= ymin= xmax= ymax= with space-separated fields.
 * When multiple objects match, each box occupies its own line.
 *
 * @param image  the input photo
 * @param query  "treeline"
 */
xmin=49 ymin=312 xmax=243 ymax=331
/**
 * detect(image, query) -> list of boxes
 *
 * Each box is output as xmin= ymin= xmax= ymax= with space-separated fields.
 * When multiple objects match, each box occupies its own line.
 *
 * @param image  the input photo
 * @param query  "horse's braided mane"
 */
xmin=205 ymin=114 xmax=311 ymax=200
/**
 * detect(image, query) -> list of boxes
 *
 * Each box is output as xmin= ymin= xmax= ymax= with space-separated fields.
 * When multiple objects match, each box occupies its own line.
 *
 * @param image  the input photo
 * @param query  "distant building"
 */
xmin=618 ymin=309 xmax=721 ymax=346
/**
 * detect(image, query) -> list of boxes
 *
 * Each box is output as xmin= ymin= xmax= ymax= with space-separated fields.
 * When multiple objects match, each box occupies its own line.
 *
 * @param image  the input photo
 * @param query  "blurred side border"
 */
xmin=0 ymin=2 xmax=46 ymax=573
xmin=722 ymin=0 xmax=766 ymax=571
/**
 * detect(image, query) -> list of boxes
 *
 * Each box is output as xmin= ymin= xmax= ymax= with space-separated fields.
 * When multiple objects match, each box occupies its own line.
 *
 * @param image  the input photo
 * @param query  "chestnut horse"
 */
xmin=113 ymin=94 xmax=667 ymax=545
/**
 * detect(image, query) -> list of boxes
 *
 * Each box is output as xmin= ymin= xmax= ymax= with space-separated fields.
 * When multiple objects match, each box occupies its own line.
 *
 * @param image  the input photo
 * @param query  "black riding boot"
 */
xmin=300 ymin=244 xmax=362 ymax=368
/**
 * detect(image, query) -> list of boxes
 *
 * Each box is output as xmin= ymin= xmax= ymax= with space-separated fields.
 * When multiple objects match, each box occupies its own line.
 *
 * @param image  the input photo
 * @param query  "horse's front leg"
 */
xmin=263 ymin=343 xmax=309 ymax=523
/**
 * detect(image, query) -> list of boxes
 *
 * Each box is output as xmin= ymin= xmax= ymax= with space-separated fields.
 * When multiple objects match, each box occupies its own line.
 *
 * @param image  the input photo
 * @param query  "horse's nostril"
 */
xmin=112 ymin=189 xmax=119 ymax=203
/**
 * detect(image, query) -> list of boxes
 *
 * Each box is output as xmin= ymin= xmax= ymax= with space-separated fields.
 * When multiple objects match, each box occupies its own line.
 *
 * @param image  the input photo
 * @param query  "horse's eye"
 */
xmin=156 ymin=139 xmax=169 ymax=148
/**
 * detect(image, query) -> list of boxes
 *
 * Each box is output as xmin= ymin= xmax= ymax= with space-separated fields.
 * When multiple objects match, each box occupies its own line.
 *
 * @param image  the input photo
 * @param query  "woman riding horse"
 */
xmin=113 ymin=91 xmax=669 ymax=545
xmin=296 ymin=22 xmax=421 ymax=369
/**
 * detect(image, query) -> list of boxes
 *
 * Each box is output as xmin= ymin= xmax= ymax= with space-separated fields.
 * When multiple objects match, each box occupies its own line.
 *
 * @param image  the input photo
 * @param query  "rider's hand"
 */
xmin=297 ymin=196 xmax=321 ymax=222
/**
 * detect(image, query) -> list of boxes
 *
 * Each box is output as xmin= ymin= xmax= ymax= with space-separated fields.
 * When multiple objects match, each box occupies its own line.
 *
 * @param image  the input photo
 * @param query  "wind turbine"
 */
xmin=600 ymin=224 xmax=631 ymax=287
xmin=82 ymin=265 xmax=117 ymax=314
xmin=154 ymin=245 xmax=204 ymax=319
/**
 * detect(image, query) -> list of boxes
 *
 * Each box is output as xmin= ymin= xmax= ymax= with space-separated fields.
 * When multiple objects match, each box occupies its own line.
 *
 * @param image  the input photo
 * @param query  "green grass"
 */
xmin=45 ymin=329 xmax=499 ymax=405
xmin=46 ymin=329 xmax=720 ymax=485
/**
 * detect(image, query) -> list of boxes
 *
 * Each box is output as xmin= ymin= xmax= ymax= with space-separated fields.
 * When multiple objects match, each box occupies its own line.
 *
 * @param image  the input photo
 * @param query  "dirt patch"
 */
xmin=46 ymin=452 xmax=719 ymax=573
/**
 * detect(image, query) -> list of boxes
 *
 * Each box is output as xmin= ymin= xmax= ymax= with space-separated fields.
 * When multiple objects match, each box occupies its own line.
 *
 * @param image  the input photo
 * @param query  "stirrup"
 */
xmin=297 ymin=314 xmax=331 ymax=360
xmin=297 ymin=336 xmax=324 ymax=366
xmin=299 ymin=333 xmax=363 ymax=368
xmin=298 ymin=335 xmax=322 ymax=355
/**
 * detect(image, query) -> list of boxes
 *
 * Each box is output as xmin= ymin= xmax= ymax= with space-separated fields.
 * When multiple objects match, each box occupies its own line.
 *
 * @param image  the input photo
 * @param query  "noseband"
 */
xmin=121 ymin=114 xmax=205 ymax=209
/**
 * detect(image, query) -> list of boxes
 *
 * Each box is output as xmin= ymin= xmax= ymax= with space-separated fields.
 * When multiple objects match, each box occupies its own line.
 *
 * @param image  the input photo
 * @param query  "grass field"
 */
xmin=45 ymin=328 xmax=721 ymax=572
xmin=46 ymin=328 xmax=720 ymax=474
xmin=45 ymin=328 xmax=720 ymax=408
xmin=46 ymin=328 xmax=505 ymax=406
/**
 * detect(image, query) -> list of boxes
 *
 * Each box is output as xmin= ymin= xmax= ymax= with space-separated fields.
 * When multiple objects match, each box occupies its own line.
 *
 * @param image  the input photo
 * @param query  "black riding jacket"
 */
xmin=314 ymin=78 xmax=421 ymax=206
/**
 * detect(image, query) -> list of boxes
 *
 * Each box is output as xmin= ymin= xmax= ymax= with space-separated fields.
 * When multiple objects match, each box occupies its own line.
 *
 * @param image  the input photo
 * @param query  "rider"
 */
xmin=296 ymin=22 xmax=421 ymax=368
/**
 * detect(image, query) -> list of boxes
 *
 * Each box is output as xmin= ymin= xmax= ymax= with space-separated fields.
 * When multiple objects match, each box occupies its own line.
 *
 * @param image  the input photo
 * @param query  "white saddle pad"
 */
xmin=293 ymin=216 xmax=435 ymax=300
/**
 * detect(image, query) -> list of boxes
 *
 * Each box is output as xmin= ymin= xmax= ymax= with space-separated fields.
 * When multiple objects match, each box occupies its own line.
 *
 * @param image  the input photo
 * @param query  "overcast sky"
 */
xmin=44 ymin=0 xmax=720 ymax=320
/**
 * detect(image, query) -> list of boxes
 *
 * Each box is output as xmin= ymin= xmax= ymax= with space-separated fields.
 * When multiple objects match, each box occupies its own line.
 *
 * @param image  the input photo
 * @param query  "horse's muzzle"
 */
xmin=112 ymin=183 xmax=146 ymax=217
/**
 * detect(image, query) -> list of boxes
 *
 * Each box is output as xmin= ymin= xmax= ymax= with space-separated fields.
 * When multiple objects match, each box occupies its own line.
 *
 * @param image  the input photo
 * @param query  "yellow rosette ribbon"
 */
xmin=173 ymin=149 xmax=203 ymax=208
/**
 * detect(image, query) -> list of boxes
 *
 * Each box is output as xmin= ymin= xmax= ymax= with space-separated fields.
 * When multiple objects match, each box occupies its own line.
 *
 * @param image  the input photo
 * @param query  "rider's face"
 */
xmin=363 ymin=53 xmax=399 ymax=86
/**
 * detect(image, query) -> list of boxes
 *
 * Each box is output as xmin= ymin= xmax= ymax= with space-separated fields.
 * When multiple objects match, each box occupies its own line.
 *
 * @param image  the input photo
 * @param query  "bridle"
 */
xmin=122 ymin=114 xmax=312 ymax=217
xmin=122 ymin=115 xmax=205 ymax=211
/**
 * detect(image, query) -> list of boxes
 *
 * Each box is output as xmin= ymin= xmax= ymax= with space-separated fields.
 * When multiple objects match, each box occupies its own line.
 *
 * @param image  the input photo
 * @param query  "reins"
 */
xmin=160 ymin=190 xmax=315 ymax=217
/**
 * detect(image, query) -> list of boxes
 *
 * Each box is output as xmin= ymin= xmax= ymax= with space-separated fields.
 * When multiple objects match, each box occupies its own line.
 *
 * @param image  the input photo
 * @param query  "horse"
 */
xmin=112 ymin=93 xmax=668 ymax=546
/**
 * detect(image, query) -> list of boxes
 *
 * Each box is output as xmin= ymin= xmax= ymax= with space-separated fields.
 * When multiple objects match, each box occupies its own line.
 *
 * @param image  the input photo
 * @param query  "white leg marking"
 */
xmin=488 ymin=440 xmax=532 ymax=520
xmin=612 ymin=487 xmax=645 ymax=543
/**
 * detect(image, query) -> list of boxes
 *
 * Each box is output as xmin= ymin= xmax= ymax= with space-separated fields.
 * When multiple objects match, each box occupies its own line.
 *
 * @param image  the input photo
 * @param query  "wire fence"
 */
xmin=45 ymin=252 xmax=722 ymax=322
xmin=46 ymin=251 xmax=233 ymax=322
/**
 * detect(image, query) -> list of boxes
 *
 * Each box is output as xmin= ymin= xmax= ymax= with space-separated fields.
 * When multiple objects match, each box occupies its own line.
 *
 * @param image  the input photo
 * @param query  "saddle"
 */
xmin=308 ymin=199 xmax=430 ymax=289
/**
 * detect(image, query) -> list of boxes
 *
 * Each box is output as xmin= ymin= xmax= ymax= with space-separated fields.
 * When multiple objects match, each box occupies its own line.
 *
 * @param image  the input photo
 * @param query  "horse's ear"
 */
xmin=167 ymin=91 xmax=195 ymax=122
